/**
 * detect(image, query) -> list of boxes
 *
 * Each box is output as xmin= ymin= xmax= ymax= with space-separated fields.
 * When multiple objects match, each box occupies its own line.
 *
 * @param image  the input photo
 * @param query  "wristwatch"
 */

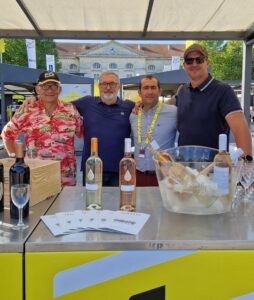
xmin=9 ymin=153 xmax=16 ymax=158
xmin=244 ymin=155 xmax=253 ymax=161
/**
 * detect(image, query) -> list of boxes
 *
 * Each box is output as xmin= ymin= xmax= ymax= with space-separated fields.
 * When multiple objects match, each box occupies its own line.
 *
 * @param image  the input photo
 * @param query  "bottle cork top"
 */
xmin=124 ymin=138 xmax=132 ymax=153
xmin=219 ymin=134 xmax=227 ymax=152
xmin=15 ymin=140 xmax=24 ymax=158
xmin=91 ymin=137 xmax=98 ymax=153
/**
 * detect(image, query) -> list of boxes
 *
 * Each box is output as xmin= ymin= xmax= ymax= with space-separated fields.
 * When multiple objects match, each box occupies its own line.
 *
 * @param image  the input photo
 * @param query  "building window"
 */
xmin=109 ymin=63 xmax=117 ymax=69
xmin=148 ymin=65 xmax=155 ymax=71
xmin=126 ymin=73 xmax=133 ymax=78
xmin=93 ymin=62 xmax=101 ymax=69
xmin=70 ymin=63 xmax=78 ymax=70
xmin=126 ymin=63 xmax=133 ymax=69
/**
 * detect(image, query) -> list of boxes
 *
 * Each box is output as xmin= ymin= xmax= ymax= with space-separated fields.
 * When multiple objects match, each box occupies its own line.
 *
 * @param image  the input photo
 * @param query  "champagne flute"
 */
xmin=11 ymin=184 xmax=30 ymax=229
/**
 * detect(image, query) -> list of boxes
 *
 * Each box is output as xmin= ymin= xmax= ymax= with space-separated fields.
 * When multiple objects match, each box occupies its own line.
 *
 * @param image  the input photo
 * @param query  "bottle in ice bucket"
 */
xmin=119 ymin=138 xmax=136 ymax=211
xmin=150 ymin=140 xmax=172 ymax=162
xmin=213 ymin=134 xmax=232 ymax=198
xmin=150 ymin=140 xmax=196 ymax=184
xmin=85 ymin=137 xmax=103 ymax=210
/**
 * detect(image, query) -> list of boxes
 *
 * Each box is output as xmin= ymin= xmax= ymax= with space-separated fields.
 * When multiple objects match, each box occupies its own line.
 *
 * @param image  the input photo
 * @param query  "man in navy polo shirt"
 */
xmin=74 ymin=72 xmax=134 ymax=186
xmin=176 ymin=43 xmax=252 ymax=156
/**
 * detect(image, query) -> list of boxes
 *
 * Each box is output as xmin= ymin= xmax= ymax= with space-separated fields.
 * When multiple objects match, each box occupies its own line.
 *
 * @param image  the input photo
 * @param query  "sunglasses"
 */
xmin=184 ymin=56 xmax=206 ymax=65
xmin=40 ymin=84 xmax=60 ymax=91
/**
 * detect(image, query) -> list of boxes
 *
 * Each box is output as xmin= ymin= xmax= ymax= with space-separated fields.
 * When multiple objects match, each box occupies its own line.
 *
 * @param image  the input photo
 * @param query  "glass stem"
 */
xmin=18 ymin=207 xmax=24 ymax=226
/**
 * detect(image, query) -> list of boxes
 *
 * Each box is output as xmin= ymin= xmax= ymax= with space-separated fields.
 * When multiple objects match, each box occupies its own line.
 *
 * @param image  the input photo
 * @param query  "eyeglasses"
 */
xmin=99 ymin=82 xmax=118 ymax=88
xmin=184 ymin=56 xmax=206 ymax=65
xmin=40 ymin=84 xmax=60 ymax=91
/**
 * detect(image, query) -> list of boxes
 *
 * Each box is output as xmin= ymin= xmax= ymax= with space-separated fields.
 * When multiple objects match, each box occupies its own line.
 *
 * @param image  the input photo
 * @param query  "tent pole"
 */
xmin=241 ymin=41 xmax=252 ymax=126
xmin=1 ymin=81 xmax=6 ymax=127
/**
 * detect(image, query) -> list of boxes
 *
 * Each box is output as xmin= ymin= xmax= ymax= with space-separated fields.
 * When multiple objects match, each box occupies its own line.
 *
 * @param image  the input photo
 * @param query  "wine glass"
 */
xmin=11 ymin=184 xmax=30 ymax=229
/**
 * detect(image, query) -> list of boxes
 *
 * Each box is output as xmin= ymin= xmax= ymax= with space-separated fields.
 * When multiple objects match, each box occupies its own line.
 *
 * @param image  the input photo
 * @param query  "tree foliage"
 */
xmin=2 ymin=38 xmax=61 ymax=71
xmin=198 ymin=40 xmax=254 ymax=80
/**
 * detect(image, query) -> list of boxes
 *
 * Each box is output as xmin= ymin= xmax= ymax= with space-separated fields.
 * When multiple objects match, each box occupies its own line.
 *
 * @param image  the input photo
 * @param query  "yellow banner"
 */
xmin=0 ymin=39 xmax=5 ymax=53
xmin=94 ymin=81 xmax=100 ymax=96
xmin=185 ymin=40 xmax=194 ymax=49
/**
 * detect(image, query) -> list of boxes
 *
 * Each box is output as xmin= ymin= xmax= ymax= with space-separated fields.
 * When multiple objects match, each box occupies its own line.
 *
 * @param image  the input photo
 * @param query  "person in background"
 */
xmin=73 ymin=71 xmax=135 ymax=186
xmin=177 ymin=43 xmax=252 ymax=158
xmin=1 ymin=71 xmax=83 ymax=186
xmin=130 ymin=75 xmax=177 ymax=186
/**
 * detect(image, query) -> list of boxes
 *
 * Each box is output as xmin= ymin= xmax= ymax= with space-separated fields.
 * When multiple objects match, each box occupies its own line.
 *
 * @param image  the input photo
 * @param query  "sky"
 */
xmin=54 ymin=39 xmax=186 ymax=44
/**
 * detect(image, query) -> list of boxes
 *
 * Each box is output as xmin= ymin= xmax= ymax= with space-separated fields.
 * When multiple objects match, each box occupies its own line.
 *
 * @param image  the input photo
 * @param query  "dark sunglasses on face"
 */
xmin=40 ymin=84 xmax=59 ymax=91
xmin=184 ymin=56 xmax=206 ymax=65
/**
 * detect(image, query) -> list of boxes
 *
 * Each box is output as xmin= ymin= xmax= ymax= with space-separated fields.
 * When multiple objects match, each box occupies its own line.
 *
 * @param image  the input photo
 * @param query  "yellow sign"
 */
xmin=26 ymin=250 xmax=254 ymax=299
xmin=0 ymin=253 xmax=23 ymax=300
xmin=0 ymin=39 xmax=5 ymax=53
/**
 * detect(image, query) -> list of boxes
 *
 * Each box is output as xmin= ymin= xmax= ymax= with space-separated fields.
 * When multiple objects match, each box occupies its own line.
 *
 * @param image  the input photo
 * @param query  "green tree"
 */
xmin=2 ymin=38 xmax=61 ymax=71
xmin=198 ymin=40 xmax=254 ymax=80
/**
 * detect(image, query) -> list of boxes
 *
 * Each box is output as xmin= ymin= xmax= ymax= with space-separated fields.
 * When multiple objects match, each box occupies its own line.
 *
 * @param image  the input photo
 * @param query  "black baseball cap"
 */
xmin=37 ymin=71 xmax=61 ymax=85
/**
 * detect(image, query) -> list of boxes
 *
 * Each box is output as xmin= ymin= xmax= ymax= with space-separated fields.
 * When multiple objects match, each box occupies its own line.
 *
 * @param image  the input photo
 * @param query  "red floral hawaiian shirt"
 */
xmin=2 ymin=99 xmax=83 ymax=186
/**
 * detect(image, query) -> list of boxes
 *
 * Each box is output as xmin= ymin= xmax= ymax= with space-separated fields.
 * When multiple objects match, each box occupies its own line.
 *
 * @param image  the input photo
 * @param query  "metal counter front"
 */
xmin=25 ymin=187 xmax=254 ymax=300
xmin=0 ymin=195 xmax=57 ymax=300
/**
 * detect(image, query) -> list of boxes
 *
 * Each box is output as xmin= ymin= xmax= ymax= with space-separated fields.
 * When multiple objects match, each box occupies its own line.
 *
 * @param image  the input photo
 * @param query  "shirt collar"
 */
xmin=98 ymin=96 xmax=121 ymax=106
xmin=142 ymin=101 xmax=160 ymax=113
xmin=38 ymin=98 xmax=63 ymax=111
xmin=188 ymin=74 xmax=214 ymax=92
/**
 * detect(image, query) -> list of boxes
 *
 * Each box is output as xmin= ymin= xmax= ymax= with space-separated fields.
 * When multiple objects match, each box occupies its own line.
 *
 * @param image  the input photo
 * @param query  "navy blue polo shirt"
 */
xmin=73 ymin=96 xmax=135 ymax=172
xmin=176 ymin=75 xmax=242 ymax=149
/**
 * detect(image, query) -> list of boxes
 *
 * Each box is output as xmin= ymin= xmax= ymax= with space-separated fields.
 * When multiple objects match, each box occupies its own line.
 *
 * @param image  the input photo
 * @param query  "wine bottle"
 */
xmin=85 ymin=137 xmax=103 ymax=210
xmin=150 ymin=140 xmax=172 ymax=162
xmin=0 ymin=161 xmax=4 ymax=212
xmin=119 ymin=138 xmax=136 ymax=211
xmin=213 ymin=134 xmax=232 ymax=196
xmin=150 ymin=140 xmax=196 ymax=184
xmin=9 ymin=140 xmax=30 ymax=219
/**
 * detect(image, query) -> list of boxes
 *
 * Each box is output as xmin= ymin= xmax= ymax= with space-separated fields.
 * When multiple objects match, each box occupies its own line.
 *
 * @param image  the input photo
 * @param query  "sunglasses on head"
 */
xmin=184 ymin=56 xmax=206 ymax=65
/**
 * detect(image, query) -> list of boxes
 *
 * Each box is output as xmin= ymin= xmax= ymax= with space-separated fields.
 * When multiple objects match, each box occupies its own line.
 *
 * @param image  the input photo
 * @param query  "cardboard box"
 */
xmin=0 ymin=158 xmax=61 ymax=207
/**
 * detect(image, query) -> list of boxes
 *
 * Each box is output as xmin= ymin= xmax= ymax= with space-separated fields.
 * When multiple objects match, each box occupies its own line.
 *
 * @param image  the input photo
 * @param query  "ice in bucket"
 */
xmin=153 ymin=145 xmax=243 ymax=215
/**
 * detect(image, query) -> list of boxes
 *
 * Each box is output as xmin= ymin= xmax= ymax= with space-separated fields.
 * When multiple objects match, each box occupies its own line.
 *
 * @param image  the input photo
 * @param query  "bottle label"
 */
xmin=87 ymin=169 xmax=95 ymax=181
xmin=124 ymin=170 xmax=132 ymax=181
xmin=213 ymin=166 xmax=229 ymax=195
xmin=121 ymin=185 xmax=135 ymax=192
xmin=86 ymin=183 xmax=98 ymax=191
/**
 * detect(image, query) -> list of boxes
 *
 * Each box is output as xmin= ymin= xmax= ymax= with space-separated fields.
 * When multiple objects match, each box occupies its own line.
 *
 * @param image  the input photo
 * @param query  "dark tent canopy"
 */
xmin=0 ymin=64 xmax=94 ymax=125
xmin=120 ymin=69 xmax=188 ymax=85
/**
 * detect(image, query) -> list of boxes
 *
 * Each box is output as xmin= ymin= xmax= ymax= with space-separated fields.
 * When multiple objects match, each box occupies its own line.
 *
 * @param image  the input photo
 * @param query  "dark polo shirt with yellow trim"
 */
xmin=176 ymin=75 xmax=242 ymax=149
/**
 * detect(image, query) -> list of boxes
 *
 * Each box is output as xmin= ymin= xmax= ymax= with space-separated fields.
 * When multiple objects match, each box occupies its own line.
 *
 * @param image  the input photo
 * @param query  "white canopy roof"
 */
xmin=1 ymin=0 xmax=254 ymax=41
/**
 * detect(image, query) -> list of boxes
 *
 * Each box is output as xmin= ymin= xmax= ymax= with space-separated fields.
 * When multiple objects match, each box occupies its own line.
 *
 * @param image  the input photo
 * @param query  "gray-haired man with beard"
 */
xmin=74 ymin=72 xmax=135 ymax=186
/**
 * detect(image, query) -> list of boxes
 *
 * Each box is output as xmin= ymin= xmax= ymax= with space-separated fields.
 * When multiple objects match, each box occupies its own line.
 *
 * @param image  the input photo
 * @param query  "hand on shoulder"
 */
xmin=132 ymin=100 xmax=142 ymax=115
xmin=20 ymin=96 xmax=38 ymax=113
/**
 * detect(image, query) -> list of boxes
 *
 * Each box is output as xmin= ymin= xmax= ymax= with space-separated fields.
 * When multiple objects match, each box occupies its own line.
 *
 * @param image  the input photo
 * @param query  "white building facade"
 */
xmin=57 ymin=40 xmax=185 ymax=79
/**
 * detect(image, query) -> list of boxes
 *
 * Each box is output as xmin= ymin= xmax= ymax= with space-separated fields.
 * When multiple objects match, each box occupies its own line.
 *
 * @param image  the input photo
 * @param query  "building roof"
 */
xmin=56 ymin=41 xmax=185 ymax=58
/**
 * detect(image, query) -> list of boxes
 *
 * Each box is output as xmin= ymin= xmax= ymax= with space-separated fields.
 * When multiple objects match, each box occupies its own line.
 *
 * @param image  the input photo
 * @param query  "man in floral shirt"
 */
xmin=1 ymin=71 xmax=83 ymax=186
